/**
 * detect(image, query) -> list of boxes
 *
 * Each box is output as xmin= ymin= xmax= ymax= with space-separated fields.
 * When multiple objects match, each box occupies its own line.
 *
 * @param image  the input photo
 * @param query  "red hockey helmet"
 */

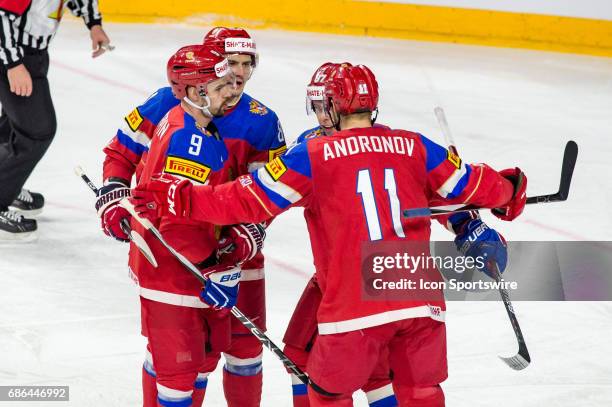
xmin=323 ymin=63 xmax=379 ymax=115
xmin=166 ymin=45 xmax=231 ymax=99
xmin=306 ymin=62 xmax=351 ymax=114
xmin=203 ymin=27 xmax=258 ymax=67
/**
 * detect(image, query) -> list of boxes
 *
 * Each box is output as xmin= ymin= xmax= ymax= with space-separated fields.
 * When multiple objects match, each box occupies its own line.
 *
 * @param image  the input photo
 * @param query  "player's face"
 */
xmin=206 ymin=74 xmax=237 ymax=117
xmin=311 ymin=101 xmax=334 ymax=135
xmin=226 ymin=54 xmax=254 ymax=95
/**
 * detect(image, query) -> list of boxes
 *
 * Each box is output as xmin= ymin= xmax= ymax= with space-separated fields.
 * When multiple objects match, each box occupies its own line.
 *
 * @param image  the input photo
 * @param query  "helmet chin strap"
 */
xmin=183 ymin=91 xmax=213 ymax=118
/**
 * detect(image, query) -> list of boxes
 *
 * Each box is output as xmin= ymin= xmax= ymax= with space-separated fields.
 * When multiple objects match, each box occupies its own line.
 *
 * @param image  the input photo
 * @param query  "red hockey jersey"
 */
xmin=129 ymin=105 xmax=231 ymax=306
xmin=152 ymin=126 xmax=515 ymax=329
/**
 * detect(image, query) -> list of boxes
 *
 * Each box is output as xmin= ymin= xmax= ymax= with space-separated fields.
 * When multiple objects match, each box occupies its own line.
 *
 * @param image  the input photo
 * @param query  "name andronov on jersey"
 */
xmin=323 ymin=135 xmax=415 ymax=161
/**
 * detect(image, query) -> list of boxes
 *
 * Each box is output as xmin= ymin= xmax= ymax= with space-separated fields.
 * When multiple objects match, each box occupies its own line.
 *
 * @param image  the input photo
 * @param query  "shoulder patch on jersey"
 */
xmin=165 ymin=156 xmax=211 ymax=184
xmin=264 ymin=157 xmax=287 ymax=181
xmin=268 ymin=145 xmax=287 ymax=162
xmin=125 ymin=108 xmax=144 ymax=132
xmin=447 ymin=150 xmax=462 ymax=170
xmin=249 ymin=99 xmax=269 ymax=116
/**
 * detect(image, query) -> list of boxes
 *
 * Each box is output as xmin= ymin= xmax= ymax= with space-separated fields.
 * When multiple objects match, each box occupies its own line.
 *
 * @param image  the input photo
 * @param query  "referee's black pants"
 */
xmin=0 ymin=48 xmax=56 ymax=209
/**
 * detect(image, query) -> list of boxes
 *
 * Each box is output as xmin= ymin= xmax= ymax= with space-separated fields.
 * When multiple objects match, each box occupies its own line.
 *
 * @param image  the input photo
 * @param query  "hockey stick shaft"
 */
xmin=403 ymin=140 xmax=578 ymax=219
xmin=434 ymin=108 xmax=530 ymax=370
xmin=119 ymin=198 xmax=337 ymax=396
xmin=74 ymin=166 xmax=158 ymax=268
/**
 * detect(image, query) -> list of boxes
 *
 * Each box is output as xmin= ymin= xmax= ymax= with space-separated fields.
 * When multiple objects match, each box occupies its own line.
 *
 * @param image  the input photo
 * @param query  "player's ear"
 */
xmin=186 ymin=86 xmax=200 ymax=104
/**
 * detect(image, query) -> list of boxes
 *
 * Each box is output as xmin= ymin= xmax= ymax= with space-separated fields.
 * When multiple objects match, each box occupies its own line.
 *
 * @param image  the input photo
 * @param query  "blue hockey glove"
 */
xmin=200 ymin=264 xmax=241 ymax=310
xmin=452 ymin=215 xmax=507 ymax=279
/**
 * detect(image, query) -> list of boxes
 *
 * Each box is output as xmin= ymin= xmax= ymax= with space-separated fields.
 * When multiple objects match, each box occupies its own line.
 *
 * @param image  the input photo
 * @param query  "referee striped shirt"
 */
xmin=0 ymin=0 xmax=102 ymax=68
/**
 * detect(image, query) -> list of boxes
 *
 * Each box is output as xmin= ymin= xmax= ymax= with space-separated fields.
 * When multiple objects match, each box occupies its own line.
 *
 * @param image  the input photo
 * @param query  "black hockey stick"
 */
xmin=74 ymin=166 xmax=158 ymax=268
xmin=402 ymin=140 xmax=578 ymax=219
xmin=433 ymin=107 xmax=530 ymax=370
xmin=119 ymin=198 xmax=338 ymax=397
xmin=492 ymin=264 xmax=530 ymax=370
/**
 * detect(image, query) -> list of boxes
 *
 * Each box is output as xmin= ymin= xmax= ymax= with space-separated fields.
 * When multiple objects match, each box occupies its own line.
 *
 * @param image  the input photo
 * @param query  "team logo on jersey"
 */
xmin=447 ymin=150 xmax=462 ymax=170
xmin=249 ymin=100 xmax=268 ymax=116
xmin=125 ymin=108 xmax=144 ymax=132
xmin=264 ymin=157 xmax=287 ymax=181
xmin=164 ymin=156 xmax=211 ymax=184
xmin=268 ymin=145 xmax=287 ymax=162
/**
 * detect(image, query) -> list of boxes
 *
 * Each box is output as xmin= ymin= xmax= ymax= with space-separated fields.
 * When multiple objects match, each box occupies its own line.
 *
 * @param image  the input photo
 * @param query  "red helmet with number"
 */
xmin=166 ymin=45 xmax=230 ymax=99
xmin=203 ymin=27 xmax=258 ymax=67
xmin=323 ymin=63 xmax=379 ymax=115
xmin=306 ymin=62 xmax=351 ymax=113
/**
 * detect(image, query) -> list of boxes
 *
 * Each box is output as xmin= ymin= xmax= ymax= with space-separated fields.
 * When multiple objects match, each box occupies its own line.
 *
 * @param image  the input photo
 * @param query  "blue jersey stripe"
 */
xmin=292 ymin=383 xmax=308 ymax=396
xmin=117 ymin=131 xmax=148 ymax=155
xmin=253 ymin=172 xmax=292 ymax=209
xmin=419 ymin=134 xmax=447 ymax=173
xmin=283 ymin=140 xmax=312 ymax=178
xmin=447 ymin=164 xmax=472 ymax=198
xmin=370 ymin=394 xmax=398 ymax=407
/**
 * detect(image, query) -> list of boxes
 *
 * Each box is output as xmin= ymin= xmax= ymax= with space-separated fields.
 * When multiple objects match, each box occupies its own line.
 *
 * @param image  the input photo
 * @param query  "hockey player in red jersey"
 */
xmin=132 ymin=63 xmax=527 ymax=406
xmin=98 ymin=27 xmax=285 ymax=407
xmin=96 ymin=44 xmax=267 ymax=407
xmin=284 ymin=62 xmax=398 ymax=407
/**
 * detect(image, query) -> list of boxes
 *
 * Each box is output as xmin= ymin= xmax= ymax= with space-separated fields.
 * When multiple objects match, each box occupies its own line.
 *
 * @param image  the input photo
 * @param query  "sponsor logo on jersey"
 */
xmin=125 ymin=108 xmax=144 ymax=132
xmin=164 ymin=156 xmax=211 ymax=184
xmin=264 ymin=157 xmax=287 ymax=181
xmin=268 ymin=145 xmax=287 ymax=162
xmin=239 ymin=175 xmax=253 ymax=188
xmin=447 ymin=150 xmax=462 ymax=170
xmin=428 ymin=305 xmax=442 ymax=317
xmin=249 ymin=100 xmax=268 ymax=116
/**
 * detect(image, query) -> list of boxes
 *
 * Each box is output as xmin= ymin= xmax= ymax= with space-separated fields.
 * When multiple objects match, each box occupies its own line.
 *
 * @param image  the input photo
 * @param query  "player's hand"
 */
xmin=454 ymin=217 xmax=507 ymax=279
xmin=131 ymin=173 xmax=192 ymax=220
xmin=217 ymin=223 xmax=266 ymax=265
xmin=90 ymin=25 xmax=112 ymax=58
xmin=199 ymin=263 xmax=241 ymax=310
xmin=95 ymin=181 xmax=132 ymax=242
xmin=492 ymin=167 xmax=527 ymax=221
xmin=7 ymin=64 xmax=32 ymax=97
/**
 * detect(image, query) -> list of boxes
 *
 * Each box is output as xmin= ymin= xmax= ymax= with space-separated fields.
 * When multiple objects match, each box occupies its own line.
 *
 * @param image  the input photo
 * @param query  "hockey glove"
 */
xmin=200 ymin=264 xmax=241 ymax=310
xmin=217 ymin=223 xmax=266 ymax=265
xmin=453 ymin=215 xmax=507 ymax=279
xmin=95 ymin=180 xmax=131 ymax=242
xmin=492 ymin=167 xmax=527 ymax=221
xmin=131 ymin=173 xmax=192 ymax=220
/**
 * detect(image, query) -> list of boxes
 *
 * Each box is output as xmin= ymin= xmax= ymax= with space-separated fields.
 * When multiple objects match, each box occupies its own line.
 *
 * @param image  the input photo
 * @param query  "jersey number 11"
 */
xmin=357 ymin=169 xmax=405 ymax=241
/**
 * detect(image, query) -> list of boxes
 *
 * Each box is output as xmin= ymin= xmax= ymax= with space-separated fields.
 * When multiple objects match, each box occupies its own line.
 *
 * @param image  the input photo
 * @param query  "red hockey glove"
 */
xmin=217 ymin=223 xmax=266 ymax=265
xmin=95 ymin=181 xmax=131 ymax=242
xmin=131 ymin=173 xmax=192 ymax=221
xmin=492 ymin=167 xmax=527 ymax=221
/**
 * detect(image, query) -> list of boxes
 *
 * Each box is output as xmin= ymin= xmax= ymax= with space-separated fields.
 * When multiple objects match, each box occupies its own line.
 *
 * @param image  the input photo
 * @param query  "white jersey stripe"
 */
xmin=317 ymin=305 xmax=445 ymax=335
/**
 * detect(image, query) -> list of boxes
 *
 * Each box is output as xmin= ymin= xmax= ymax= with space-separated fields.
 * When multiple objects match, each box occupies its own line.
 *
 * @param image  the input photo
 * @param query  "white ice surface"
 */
xmin=0 ymin=20 xmax=611 ymax=406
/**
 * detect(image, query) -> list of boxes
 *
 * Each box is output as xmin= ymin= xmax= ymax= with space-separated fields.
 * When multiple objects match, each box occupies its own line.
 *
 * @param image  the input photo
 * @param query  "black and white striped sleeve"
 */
xmin=0 ymin=11 xmax=24 ymax=68
xmin=67 ymin=0 xmax=102 ymax=29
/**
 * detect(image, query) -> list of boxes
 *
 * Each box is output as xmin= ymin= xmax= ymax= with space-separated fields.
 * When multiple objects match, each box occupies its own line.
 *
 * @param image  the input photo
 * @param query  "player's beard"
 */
xmin=211 ymin=100 xmax=229 ymax=117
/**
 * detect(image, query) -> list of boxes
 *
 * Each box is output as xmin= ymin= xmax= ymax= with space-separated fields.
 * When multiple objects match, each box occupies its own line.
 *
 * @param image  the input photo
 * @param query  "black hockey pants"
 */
xmin=0 ymin=48 xmax=56 ymax=208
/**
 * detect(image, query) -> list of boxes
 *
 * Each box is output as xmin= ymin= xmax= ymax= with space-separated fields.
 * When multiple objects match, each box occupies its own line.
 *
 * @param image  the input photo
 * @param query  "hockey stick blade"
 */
xmin=526 ymin=140 xmax=577 ymax=204
xmin=493 ymin=264 xmax=530 ymax=370
xmin=74 ymin=166 xmax=158 ymax=268
xmin=119 ymin=198 xmax=340 ymax=397
xmin=403 ymin=140 xmax=579 ymax=218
